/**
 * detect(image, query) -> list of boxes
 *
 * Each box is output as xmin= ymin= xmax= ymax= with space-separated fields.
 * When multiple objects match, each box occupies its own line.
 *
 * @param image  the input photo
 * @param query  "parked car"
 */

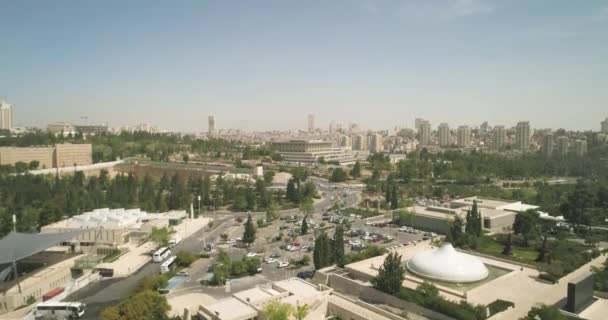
xmin=270 ymin=253 xmax=281 ymax=258
xmin=177 ymin=269 xmax=190 ymax=277
xmin=264 ymin=257 xmax=277 ymax=264
xmin=277 ymin=261 xmax=289 ymax=268
xmin=246 ymin=252 xmax=258 ymax=258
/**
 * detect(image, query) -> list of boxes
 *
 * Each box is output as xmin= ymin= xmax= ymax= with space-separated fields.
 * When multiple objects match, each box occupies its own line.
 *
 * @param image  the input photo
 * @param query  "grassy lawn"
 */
xmin=476 ymin=236 xmax=538 ymax=264
xmin=473 ymin=235 xmax=597 ymax=278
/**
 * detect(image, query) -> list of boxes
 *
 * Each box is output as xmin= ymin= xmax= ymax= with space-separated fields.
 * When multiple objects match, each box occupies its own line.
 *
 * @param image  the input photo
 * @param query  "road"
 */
xmin=67 ymin=216 xmax=232 ymax=320
xmin=67 ymin=177 xmax=362 ymax=319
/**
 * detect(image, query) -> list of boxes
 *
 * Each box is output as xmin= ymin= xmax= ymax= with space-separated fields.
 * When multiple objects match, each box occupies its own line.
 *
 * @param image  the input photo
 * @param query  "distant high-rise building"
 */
xmin=542 ymin=133 xmax=554 ymax=156
xmin=352 ymin=134 xmax=368 ymax=151
xmin=556 ymin=136 xmax=569 ymax=155
xmin=480 ymin=121 xmax=489 ymax=136
xmin=457 ymin=126 xmax=471 ymax=147
xmin=0 ymin=100 xmax=13 ymax=130
xmin=368 ymin=133 xmax=383 ymax=153
xmin=415 ymin=118 xmax=424 ymax=131
xmin=308 ymin=114 xmax=315 ymax=132
xmin=350 ymin=123 xmax=360 ymax=135
xmin=339 ymin=135 xmax=351 ymax=149
xmin=438 ymin=123 xmax=450 ymax=147
xmin=418 ymin=121 xmax=432 ymax=146
xmin=493 ymin=125 xmax=506 ymax=150
xmin=208 ymin=115 xmax=215 ymax=135
xmin=329 ymin=121 xmax=335 ymax=134
xmin=574 ymin=140 xmax=587 ymax=156
xmin=515 ymin=121 xmax=531 ymax=151
xmin=602 ymin=118 xmax=608 ymax=133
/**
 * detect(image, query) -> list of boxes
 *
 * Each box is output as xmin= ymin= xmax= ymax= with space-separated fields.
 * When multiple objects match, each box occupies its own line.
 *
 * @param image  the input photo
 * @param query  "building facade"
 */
xmin=515 ymin=121 xmax=531 ymax=151
xmin=542 ymin=133 xmax=554 ymax=156
xmin=368 ymin=133 xmax=383 ymax=153
xmin=493 ymin=125 xmax=506 ymax=150
xmin=54 ymin=144 xmax=93 ymax=168
xmin=438 ymin=123 xmax=450 ymax=147
xmin=208 ymin=115 xmax=215 ymax=135
xmin=556 ymin=136 xmax=569 ymax=155
xmin=0 ymin=144 xmax=92 ymax=169
xmin=271 ymin=140 xmax=357 ymax=164
xmin=457 ymin=125 xmax=471 ymax=147
xmin=602 ymin=118 xmax=608 ymax=133
xmin=352 ymin=134 xmax=368 ymax=151
xmin=0 ymin=100 xmax=13 ymax=130
xmin=307 ymin=113 xmax=315 ymax=132
xmin=418 ymin=120 xmax=432 ymax=146
xmin=574 ymin=140 xmax=587 ymax=156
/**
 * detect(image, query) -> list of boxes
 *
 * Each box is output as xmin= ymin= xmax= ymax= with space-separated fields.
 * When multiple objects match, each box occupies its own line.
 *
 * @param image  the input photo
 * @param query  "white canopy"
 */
xmin=406 ymin=243 xmax=489 ymax=283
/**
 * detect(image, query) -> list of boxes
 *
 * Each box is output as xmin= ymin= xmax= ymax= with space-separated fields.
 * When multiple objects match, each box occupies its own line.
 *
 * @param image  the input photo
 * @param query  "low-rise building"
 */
xmin=0 ymin=144 xmax=92 ymax=169
xmin=271 ymin=140 xmax=358 ymax=165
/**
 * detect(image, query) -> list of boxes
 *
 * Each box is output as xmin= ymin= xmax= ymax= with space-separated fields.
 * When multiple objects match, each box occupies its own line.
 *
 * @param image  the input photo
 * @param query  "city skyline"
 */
xmin=1 ymin=0 xmax=608 ymax=131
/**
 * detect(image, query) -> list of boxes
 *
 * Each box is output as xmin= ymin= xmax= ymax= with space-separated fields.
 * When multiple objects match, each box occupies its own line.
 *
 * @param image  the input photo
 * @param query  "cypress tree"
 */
xmin=242 ymin=213 xmax=256 ymax=246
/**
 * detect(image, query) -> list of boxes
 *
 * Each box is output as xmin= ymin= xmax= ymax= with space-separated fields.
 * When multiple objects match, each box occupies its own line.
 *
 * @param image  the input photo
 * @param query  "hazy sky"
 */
xmin=1 ymin=0 xmax=607 ymax=132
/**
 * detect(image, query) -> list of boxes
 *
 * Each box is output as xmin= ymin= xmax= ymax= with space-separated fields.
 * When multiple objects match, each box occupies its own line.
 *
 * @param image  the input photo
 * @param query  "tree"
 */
xmin=266 ymin=198 xmax=279 ymax=221
xmin=263 ymin=299 xmax=292 ymax=320
xmin=15 ymin=161 xmax=28 ymax=173
xmin=330 ymin=168 xmax=347 ymax=182
xmin=465 ymin=200 xmax=481 ymax=237
xmin=175 ymin=250 xmax=196 ymax=267
xmin=100 ymin=290 xmax=171 ymax=320
xmin=313 ymin=232 xmax=332 ymax=269
xmin=448 ymin=216 xmax=465 ymax=247
xmin=242 ymin=213 xmax=256 ymax=245
xmin=301 ymin=216 xmax=308 ymax=235
xmin=520 ymin=304 xmax=567 ymax=320
xmin=372 ymin=252 xmax=406 ymax=295
xmin=536 ymin=235 xmax=549 ymax=262
xmin=286 ymin=177 xmax=299 ymax=203
xmin=295 ymin=304 xmax=310 ymax=320
xmin=333 ymin=223 xmax=346 ymax=268
xmin=513 ymin=210 xmax=540 ymax=247
xmin=350 ymin=161 xmax=361 ymax=178
xmin=28 ymin=160 xmax=40 ymax=170
xmin=502 ymin=233 xmax=513 ymax=256
xmin=182 ymin=153 xmax=189 ymax=163
xmin=149 ymin=227 xmax=170 ymax=246
xmin=300 ymin=196 xmax=314 ymax=216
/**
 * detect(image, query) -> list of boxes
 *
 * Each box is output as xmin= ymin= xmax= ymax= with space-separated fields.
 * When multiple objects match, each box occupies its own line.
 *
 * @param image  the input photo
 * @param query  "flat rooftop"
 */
xmin=233 ymin=287 xmax=277 ymax=306
xmin=273 ymin=278 xmax=320 ymax=299
xmin=407 ymin=205 xmax=465 ymax=220
xmin=204 ymin=297 xmax=258 ymax=320
xmin=479 ymin=208 xmax=517 ymax=219
xmin=451 ymin=197 xmax=515 ymax=209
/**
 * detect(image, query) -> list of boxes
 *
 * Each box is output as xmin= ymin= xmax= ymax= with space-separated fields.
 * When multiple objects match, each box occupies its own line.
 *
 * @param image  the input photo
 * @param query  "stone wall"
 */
xmin=360 ymin=287 xmax=457 ymax=320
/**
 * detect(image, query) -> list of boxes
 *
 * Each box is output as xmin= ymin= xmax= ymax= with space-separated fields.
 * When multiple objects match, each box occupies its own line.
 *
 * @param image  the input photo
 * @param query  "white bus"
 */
xmin=35 ymin=302 xmax=86 ymax=319
xmin=160 ymin=255 xmax=177 ymax=274
xmin=153 ymin=247 xmax=171 ymax=263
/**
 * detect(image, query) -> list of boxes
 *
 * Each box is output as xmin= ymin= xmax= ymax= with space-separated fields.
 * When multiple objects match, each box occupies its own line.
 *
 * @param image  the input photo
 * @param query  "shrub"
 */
xmin=488 ymin=299 xmax=514 ymax=316
xmin=176 ymin=250 xmax=196 ymax=267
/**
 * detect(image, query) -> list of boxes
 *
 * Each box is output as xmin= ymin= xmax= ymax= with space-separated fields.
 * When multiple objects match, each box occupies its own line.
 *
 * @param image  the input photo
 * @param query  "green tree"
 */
xmin=301 ymin=216 xmax=308 ymax=235
xmin=330 ymin=168 xmax=347 ymax=182
xmin=448 ymin=216 xmax=465 ymax=248
xmin=149 ymin=227 xmax=170 ymax=246
xmin=28 ymin=160 xmax=40 ymax=170
xmin=333 ymin=223 xmax=346 ymax=268
xmin=242 ymin=213 xmax=256 ymax=245
xmin=300 ymin=196 xmax=314 ymax=216
xmin=266 ymin=198 xmax=279 ymax=221
xmin=502 ymin=233 xmax=513 ymax=256
xmin=263 ymin=299 xmax=292 ymax=320
xmin=371 ymin=252 xmax=406 ymax=295
xmin=286 ymin=177 xmax=300 ymax=203
xmin=295 ymin=304 xmax=310 ymax=320
xmin=520 ymin=304 xmax=567 ymax=320
xmin=350 ymin=161 xmax=361 ymax=178
xmin=182 ymin=153 xmax=189 ymax=163
xmin=513 ymin=210 xmax=540 ymax=247
xmin=100 ymin=290 xmax=171 ymax=320
xmin=313 ymin=232 xmax=332 ymax=269
xmin=175 ymin=250 xmax=196 ymax=267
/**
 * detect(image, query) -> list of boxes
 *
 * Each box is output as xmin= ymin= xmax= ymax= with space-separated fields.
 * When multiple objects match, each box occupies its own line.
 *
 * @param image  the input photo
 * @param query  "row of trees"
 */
xmin=312 ymin=224 xmax=346 ymax=269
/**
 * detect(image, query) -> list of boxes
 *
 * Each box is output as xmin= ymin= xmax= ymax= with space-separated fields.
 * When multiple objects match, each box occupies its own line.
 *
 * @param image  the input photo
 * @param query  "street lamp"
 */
xmin=197 ymin=195 xmax=201 ymax=217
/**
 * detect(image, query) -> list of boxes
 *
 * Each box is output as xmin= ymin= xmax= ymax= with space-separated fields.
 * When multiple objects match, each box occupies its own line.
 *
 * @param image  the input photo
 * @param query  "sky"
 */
xmin=1 ymin=0 xmax=607 ymax=132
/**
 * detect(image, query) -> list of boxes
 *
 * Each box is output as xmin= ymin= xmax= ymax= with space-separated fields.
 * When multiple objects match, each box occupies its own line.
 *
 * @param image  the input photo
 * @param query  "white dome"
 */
xmin=406 ymin=243 xmax=489 ymax=283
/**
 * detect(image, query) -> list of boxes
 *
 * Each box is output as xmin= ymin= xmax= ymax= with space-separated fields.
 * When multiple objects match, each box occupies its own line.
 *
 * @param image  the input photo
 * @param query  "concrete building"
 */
xmin=515 ymin=121 xmax=531 ymax=151
xmin=557 ymin=136 xmax=570 ymax=155
xmin=493 ymin=125 xmax=506 ymax=150
xmin=307 ymin=113 xmax=315 ymax=132
xmin=480 ymin=121 xmax=489 ymax=136
xmin=367 ymin=133 xmax=383 ymax=153
xmin=352 ymin=134 xmax=368 ymax=151
xmin=54 ymin=143 xmax=93 ymax=168
xmin=574 ymin=139 xmax=588 ymax=156
xmin=542 ymin=133 xmax=554 ymax=156
xmin=74 ymin=124 xmax=108 ymax=135
xmin=414 ymin=118 xmax=424 ymax=132
xmin=339 ymin=135 xmax=351 ymax=149
xmin=0 ymin=146 xmax=55 ymax=168
xmin=457 ymin=125 xmax=471 ymax=147
xmin=271 ymin=140 xmax=357 ymax=164
xmin=208 ymin=115 xmax=216 ymax=135
xmin=197 ymin=278 xmax=390 ymax=320
xmin=398 ymin=206 xmax=466 ymax=235
xmin=0 ymin=100 xmax=13 ymax=130
xmin=47 ymin=122 xmax=76 ymax=136
xmin=40 ymin=208 xmax=186 ymax=247
xmin=418 ymin=120 xmax=432 ymax=146
xmin=438 ymin=123 xmax=450 ymax=147
xmin=601 ymin=118 xmax=608 ymax=133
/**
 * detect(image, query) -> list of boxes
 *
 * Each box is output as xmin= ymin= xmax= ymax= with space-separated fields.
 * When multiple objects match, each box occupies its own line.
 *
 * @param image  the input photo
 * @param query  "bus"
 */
xmin=153 ymin=247 xmax=171 ymax=263
xmin=35 ymin=302 xmax=86 ymax=319
xmin=160 ymin=255 xmax=177 ymax=274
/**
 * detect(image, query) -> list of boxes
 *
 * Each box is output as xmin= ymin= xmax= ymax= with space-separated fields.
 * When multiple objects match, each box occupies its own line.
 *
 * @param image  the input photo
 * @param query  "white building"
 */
xmin=457 ymin=125 xmax=471 ymax=147
xmin=0 ymin=100 xmax=13 ymax=130
xmin=438 ymin=123 xmax=450 ymax=147
xmin=515 ymin=121 xmax=531 ymax=151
